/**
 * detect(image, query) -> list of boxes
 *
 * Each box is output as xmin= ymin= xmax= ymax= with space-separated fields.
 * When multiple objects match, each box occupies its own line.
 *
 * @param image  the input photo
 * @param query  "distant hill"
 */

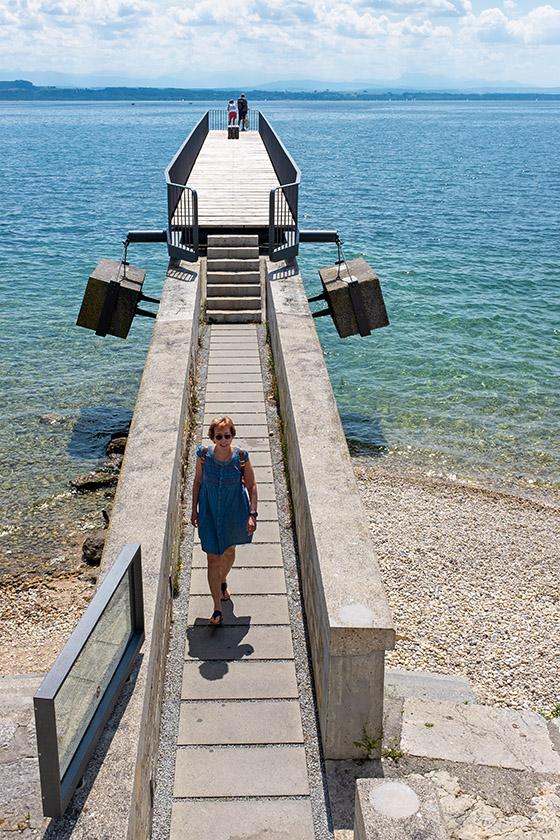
xmin=0 ymin=80 xmax=559 ymax=101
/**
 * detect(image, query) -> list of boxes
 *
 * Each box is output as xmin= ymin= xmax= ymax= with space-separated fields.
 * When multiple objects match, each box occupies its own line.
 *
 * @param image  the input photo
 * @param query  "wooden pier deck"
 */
xmin=184 ymin=130 xmax=279 ymax=230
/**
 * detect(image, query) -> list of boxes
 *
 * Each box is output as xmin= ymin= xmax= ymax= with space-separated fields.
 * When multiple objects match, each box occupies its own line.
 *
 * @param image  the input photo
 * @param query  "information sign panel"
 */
xmin=34 ymin=543 xmax=144 ymax=818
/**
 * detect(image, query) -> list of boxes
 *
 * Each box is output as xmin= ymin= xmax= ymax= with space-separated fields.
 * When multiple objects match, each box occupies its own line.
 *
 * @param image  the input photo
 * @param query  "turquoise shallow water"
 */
xmin=1 ymin=100 xmax=559 ymax=541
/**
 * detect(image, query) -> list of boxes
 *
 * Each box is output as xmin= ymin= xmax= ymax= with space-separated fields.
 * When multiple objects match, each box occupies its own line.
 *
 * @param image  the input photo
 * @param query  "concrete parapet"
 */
xmin=63 ymin=260 xmax=200 ymax=838
xmin=266 ymin=259 xmax=395 ymax=760
xmin=354 ymin=776 xmax=449 ymax=840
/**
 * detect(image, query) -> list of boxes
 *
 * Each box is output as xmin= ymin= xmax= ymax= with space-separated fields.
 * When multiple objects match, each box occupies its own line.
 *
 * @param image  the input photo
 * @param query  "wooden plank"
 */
xmin=176 ymin=131 xmax=280 ymax=228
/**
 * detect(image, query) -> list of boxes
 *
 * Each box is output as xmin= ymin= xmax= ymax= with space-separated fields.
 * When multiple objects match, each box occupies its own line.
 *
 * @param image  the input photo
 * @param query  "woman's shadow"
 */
xmin=186 ymin=599 xmax=253 ymax=681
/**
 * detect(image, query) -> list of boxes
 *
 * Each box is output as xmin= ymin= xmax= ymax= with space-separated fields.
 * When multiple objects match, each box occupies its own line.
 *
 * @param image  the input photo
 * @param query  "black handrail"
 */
xmin=259 ymin=113 xmax=301 ymax=261
xmin=165 ymin=113 xmax=208 ymax=261
xmin=207 ymin=109 xmax=259 ymax=131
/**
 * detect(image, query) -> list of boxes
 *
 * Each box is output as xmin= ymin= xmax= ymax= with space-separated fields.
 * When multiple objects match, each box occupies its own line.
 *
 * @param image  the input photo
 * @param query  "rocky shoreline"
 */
xmin=0 ymin=434 xmax=128 ymax=675
xmin=354 ymin=458 xmax=560 ymax=715
xmin=1 ymin=448 xmax=558 ymax=718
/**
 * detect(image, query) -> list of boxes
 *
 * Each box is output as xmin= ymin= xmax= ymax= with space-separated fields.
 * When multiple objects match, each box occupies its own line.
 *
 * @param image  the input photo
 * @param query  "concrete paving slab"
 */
xmin=252 ymin=465 xmax=274 ymax=483
xmin=204 ymin=401 xmax=266 ymax=415
xmin=208 ymin=354 xmax=260 ymax=361
xmin=385 ymin=668 xmax=478 ymax=705
xmin=192 ymin=542 xmax=282 ymax=567
xmin=190 ymin=567 xmax=287 ymax=595
xmin=178 ymin=699 xmax=304 ymax=745
xmin=400 ymin=697 xmax=560 ymax=773
xmin=185 ymin=625 xmax=294 ymax=660
xmin=209 ymin=350 xmax=260 ymax=357
xmin=187 ymin=594 xmax=290 ymax=625
xmin=181 ymin=660 xmax=299 ymax=700
xmin=208 ymin=342 xmax=259 ymax=348
xmin=251 ymin=520 xmax=281 ymax=542
xmin=206 ymin=374 xmax=262 ymax=383
xmin=246 ymin=450 xmax=273 ymax=468
xmin=250 ymin=499 xmax=277 ymax=518
xmin=173 ymin=745 xmax=310 ymax=797
xmin=203 ymin=413 xmax=266 ymax=427
xmin=254 ymin=482 xmax=276 ymax=500
xmin=170 ymin=799 xmax=315 ymax=840
xmin=207 ymin=366 xmax=261 ymax=376
xmin=205 ymin=381 xmax=264 ymax=393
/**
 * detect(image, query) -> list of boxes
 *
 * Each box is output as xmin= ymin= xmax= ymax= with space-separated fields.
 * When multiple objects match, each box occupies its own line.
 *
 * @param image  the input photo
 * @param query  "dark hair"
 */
xmin=208 ymin=416 xmax=236 ymax=440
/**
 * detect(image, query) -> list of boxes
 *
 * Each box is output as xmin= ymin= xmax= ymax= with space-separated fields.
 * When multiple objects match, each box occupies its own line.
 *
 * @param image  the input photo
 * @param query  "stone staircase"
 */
xmin=205 ymin=234 xmax=261 ymax=323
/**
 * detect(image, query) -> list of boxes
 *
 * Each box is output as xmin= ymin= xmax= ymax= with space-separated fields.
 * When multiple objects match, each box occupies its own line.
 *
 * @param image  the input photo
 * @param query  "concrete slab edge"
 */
xmin=266 ymin=260 xmax=394 ymax=761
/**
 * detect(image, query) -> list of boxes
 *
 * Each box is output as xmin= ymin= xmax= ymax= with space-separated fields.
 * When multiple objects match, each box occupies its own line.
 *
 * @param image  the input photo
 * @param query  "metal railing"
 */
xmin=165 ymin=113 xmax=208 ymax=261
xmin=259 ymin=113 xmax=301 ymax=261
xmin=164 ymin=110 xmax=301 ymax=262
xmin=34 ymin=544 xmax=144 ymax=818
xmin=208 ymin=108 xmax=259 ymax=131
xmin=269 ymin=183 xmax=299 ymax=262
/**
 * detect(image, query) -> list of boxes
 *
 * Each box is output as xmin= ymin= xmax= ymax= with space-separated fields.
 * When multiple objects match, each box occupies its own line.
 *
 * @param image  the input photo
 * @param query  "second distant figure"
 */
xmin=237 ymin=93 xmax=248 ymax=130
xmin=227 ymin=99 xmax=237 ymax=125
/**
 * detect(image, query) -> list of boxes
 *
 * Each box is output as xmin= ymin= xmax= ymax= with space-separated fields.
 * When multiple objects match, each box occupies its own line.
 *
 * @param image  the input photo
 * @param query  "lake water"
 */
xmin=1 ymin=99 xmax=559 ymax=564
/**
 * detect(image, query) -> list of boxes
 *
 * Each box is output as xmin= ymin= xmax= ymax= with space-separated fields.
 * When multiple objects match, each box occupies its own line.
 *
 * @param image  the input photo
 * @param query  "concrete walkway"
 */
xmin=169 ymin=324 xmax=316 ymax=840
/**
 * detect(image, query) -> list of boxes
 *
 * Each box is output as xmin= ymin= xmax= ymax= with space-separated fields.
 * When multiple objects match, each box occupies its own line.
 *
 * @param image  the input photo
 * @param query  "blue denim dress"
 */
xmin=196 ymin=444 xmax=253 ymax=555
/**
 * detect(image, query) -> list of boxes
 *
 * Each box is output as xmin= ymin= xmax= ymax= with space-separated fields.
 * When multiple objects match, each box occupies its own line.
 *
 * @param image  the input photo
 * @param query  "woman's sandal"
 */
xmin=220 ymin=582 xmax=230 ymax=601
xmin=208 ymin=610 xmax=222 ymax=626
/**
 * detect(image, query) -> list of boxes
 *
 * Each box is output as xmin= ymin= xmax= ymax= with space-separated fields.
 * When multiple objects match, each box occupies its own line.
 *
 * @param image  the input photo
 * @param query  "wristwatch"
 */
xmin=250 ymin=511 xmax=258 ymax=518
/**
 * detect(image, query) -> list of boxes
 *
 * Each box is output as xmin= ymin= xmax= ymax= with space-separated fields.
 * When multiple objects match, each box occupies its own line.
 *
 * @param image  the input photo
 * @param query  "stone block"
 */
xmin=76 ymin=259 xmax=146 ymax=338
xmin=400 ymin=697 xmax=560 ymax=773
xmin=354 ymin=776 xmax=449 ymax=840
xmin=173 ymin=745 xmax=309 ymax=797
xmin=318 ymin=257 xmax=389 ymax=338
xmin=184 ymin=624 xmax=294 ymax=660
xmin=190 ymin=566 xmax=286 ymax=595
xmin=385 ymin=668 xmax=478 ymax=705
xmin=191 ymin=542 xmax=282 ymax=567
xmin=181 ymin=660 xmax=299 ymax=700
xmin=170 ymin=799 xmax=315 ymax=840
xmin=178 ymin=699 xmax=303 ymax=744
xmin=187 ymin=594 xmax=290 ymax=625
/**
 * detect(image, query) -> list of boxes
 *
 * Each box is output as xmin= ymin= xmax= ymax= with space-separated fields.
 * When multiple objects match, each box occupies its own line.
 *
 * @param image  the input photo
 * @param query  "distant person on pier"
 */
xmin=227 ymin=99 xmax=237 ymax=126
xmin=237 ymin=93 xmax=248 ymax=130
xmin=191 ymin=416 xmax=258 ymax=626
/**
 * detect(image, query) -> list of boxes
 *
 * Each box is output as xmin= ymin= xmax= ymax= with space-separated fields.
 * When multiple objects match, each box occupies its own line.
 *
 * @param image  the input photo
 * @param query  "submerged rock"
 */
xmin=106 ymin=435 xmax=127 ymax=455
xmin=82 ymin=530 xmax=106 ymax=566
xmin=71 ymin=471 xmax=118 ymax=491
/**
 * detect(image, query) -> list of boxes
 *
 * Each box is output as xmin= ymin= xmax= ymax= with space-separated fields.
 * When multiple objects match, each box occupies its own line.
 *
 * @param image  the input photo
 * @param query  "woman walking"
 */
xmin=191 ymin=416 xmax=258 ymax=626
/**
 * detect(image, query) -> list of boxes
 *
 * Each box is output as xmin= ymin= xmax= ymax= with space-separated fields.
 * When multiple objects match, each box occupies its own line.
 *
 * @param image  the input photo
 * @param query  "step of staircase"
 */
xmin=206 ymin=271 xmax=260 ymax=284
xmin=206 ymin=310 xmax=262 ymax=323
xmin=207 ymin=284 xmax=260 ymax=297
xmin=207 ymin=234 xmax=259 ymax=248
xmin=207 ymin=258 xmax=260 ymax=273
xmin=207 ymin=297 xmax=261 ymax=311
xmin=207 ymin=246 xmax=259 ymax=260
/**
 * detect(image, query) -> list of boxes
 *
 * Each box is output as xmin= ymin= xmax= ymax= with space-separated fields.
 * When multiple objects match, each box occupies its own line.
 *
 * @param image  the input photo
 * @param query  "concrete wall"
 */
xmin=266 ymin=259 xmax=395 ymax=760
xmin=69 ymin=260 xmax=201 ymax=839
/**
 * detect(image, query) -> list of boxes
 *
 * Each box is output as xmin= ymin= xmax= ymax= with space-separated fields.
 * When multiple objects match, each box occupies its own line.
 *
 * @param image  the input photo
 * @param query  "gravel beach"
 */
xmin=354 ymin=459 xmax=560 ymax=714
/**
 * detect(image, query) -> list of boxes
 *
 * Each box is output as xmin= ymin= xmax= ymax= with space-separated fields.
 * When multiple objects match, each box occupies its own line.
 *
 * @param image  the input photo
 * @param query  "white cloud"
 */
xmin=0 ymin=0 xmax=559 ymax=84
xmin=469 ymin=4 xmax=560 ymax=44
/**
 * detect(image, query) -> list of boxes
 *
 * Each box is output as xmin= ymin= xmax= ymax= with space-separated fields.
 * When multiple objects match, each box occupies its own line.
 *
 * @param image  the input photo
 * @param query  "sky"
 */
xmin=1 ymin=0 xmax=559 ymax=88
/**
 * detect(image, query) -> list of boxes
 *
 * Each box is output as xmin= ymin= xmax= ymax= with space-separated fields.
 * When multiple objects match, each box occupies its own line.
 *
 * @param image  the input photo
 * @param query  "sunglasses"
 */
xmin=215 ymin=433 xmax=232 ymax=440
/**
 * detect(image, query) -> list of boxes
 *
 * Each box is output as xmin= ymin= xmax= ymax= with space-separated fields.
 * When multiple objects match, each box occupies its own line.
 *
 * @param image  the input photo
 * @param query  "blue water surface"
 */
xmin=1 ymin=99 xmax=559 ymax=531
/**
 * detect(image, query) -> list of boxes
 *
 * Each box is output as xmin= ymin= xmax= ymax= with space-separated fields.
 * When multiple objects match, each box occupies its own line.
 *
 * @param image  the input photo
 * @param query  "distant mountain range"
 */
xmin=1 ymin=78 xmax=559 ymax=100
xmin=1 ymin=70 xmax=559 ymax=94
